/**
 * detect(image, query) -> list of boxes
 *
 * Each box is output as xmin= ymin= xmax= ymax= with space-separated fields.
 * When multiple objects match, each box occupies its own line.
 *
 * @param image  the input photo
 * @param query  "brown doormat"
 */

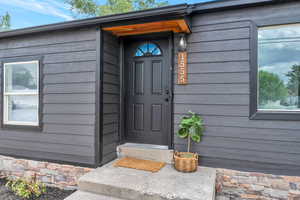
xmin=114 ymin=157 xmax=166 ymax=173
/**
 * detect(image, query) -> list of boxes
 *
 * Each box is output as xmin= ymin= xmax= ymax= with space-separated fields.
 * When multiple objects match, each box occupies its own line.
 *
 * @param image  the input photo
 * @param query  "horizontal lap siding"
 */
xmin=174 ymin=2 xmax=300 ymax=176
xmin=102 ymin=32 xmax=120 ymax=164
xmin=0 ymin=27 xmax=97 ymax=165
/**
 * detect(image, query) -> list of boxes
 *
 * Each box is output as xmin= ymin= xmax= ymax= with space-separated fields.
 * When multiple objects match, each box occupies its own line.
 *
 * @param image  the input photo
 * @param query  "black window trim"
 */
xmin=250 ymin=18 xmax=300 ymax=121
xmin=0 ymin=56 xmax=43 ymax=131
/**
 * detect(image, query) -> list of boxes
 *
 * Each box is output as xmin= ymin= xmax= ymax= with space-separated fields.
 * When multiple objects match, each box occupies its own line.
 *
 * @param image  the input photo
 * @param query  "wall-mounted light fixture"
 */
xmin=178 ymin=34 xmax=187 ymax=52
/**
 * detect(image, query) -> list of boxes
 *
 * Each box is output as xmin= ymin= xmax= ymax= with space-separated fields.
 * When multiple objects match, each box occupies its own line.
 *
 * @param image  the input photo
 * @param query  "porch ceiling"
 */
xmin=102 ymin=19 xmax=191 ymax=36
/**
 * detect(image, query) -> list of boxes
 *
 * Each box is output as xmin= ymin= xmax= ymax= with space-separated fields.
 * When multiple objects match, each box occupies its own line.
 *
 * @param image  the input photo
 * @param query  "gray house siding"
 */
xmin=0 ymin=27 xmax=97 ymax=165
xmin=101 ymin=32 xmax=120 ymax=164
xmin=0 ymin=0 xmax=299 ymax=176
xmin=173 ymin=1 xmax=300 ymax=175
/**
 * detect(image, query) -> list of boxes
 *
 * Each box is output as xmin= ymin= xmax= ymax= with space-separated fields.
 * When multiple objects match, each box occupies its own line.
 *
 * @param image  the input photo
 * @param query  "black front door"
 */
xmin=124 ymin=38 xmax=171 ymax=145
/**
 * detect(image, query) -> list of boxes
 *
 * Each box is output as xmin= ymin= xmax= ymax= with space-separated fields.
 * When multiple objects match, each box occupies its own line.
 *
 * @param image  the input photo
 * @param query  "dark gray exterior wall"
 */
xmin=0 ymin=27 xmax=97 ymax=165
xmin=101 ymin=31 xmax=120 ymax=164
xmin=174 ymin=1 xmax=300 ymax=176
xmin=0 ymin=0 xmax=300 ymax=175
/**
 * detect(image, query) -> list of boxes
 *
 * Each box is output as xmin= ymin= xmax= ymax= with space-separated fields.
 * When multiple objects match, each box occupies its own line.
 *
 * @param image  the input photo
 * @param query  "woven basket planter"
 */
xmin=173 ymin=152 xmax=198 ymax=173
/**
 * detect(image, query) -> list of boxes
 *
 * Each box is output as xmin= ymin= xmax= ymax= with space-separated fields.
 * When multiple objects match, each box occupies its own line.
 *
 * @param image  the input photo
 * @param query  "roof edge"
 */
xmin=0 ymin=0 xmax=298 ymax=39
xmin=191 ymin=0 xmax=297 ymax=13
xmin=0 ymin=4 xmax=188 ymax=39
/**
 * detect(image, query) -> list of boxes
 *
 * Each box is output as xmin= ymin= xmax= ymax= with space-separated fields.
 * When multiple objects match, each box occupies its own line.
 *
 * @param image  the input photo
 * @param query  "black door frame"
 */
xmin=119 ymin=32 xmax=174 ymax=149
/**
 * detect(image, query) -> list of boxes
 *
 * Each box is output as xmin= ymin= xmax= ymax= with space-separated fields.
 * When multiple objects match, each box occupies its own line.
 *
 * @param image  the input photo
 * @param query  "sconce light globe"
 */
xmin=179 ymin=34 xmax=187 ymax=52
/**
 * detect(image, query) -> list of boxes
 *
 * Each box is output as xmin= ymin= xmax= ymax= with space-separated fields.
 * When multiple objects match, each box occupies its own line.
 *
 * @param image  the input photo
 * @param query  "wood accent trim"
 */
xmin=177 ymin=20 xmax=190 ymax=33
xmin=103 ymin=19 xmax=190 ymax=36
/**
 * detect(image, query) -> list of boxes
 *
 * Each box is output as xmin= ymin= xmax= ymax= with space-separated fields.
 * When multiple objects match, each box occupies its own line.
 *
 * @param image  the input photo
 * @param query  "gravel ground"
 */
xmin=0 ymin=178 xmax=75 ymax=200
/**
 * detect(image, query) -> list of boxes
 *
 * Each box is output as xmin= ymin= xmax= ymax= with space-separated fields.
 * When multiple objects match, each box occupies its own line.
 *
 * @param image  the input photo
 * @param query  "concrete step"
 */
xmin=117 ymin=143 xmax=174 ymax=164
xmin=64 ymin=191 xmax=125 ymax=200
xmin=79 ymin=160 xmax=216 ymax=200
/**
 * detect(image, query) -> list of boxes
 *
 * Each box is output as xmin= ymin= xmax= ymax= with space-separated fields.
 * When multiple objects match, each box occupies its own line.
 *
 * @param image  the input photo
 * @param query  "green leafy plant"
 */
xmin=0 ymin=12 xmax=10 ymax=31
xmin=5 ymin=175 xmax=46 ymax=199
xmin=65 ymin=0 xmax=168 ymax=17
xmin=177 ymin=111 xmax=204 ymax=154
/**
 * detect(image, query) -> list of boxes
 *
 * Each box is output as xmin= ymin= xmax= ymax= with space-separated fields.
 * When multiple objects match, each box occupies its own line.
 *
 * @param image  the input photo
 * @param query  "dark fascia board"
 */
xmin=0 ymin=4 xmax=188 ymax=39
xmin=191 ymin=0 xmax=298 ymax=13
xmin=0 ymin=0 xmax=298 ymax=39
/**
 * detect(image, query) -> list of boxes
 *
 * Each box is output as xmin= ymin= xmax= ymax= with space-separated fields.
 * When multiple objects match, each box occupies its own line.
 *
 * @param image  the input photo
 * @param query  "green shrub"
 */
xmin=5 ymin=175 xmax=46 ymax=199
xmin=177 ymin=111 xmax=204 ymax=153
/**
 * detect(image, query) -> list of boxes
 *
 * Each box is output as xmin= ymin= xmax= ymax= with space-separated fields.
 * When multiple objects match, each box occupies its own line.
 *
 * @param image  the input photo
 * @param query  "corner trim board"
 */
xmin=95 ymin=27 xmax=104 ymax=166
xmin=119 ymin=38 xmax=125 ymax=144
xmin=169 ymin=33 xmax=175 ymax=149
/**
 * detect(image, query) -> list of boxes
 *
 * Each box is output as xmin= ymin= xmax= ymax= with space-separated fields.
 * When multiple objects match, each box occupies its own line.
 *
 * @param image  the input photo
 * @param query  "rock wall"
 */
xmin=0 ymin=155 xmax=92 ymax=190
xmin=1 ymin=154 xmax=300 ymax=198
xmin=216 ymin=168 xmax=300 ymax=200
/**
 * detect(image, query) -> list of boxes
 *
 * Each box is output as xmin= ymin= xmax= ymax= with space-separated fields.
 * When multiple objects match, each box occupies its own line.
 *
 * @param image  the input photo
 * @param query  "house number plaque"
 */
xmin=177 ymin=51 xmax=188 ymax=85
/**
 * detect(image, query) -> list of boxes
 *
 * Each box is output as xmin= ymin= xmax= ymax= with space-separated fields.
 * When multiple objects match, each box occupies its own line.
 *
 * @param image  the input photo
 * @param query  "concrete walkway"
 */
xmin=65 ymin=160 xmax=216 ymax=200
xmin=65 ymin=191 xmax=124 ymax=200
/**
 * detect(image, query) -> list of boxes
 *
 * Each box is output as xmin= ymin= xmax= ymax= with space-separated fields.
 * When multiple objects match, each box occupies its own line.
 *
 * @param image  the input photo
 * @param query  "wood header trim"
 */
xmin=102 ymin=19 xmax=191 ymax=36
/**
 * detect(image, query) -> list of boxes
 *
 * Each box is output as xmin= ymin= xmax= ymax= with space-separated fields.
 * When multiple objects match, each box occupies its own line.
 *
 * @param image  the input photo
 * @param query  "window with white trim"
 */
xmin=3 ymin=61 xmax=39 ymax=126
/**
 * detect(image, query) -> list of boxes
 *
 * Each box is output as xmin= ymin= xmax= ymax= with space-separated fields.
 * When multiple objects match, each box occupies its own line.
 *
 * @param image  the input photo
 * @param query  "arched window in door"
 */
xmin=135 ymin=42 xmax=162 ymax=57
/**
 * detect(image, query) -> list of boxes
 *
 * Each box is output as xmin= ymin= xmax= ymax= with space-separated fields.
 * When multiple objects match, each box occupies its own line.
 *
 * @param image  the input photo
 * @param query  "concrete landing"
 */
xmin=78 ymin=160 xmax=216 ymax=200
xmin=65 ymin=191 xmax=125 ymax=200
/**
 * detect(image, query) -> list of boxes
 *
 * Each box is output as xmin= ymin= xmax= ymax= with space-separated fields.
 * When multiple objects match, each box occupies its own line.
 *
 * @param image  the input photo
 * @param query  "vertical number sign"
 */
xmin=177 ymin=51 xmax=188 ymax=85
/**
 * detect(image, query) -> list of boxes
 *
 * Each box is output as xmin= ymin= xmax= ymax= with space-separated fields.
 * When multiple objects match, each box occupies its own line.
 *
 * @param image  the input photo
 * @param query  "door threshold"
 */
xmin=119 ymin=143 xmax=169 ymax=150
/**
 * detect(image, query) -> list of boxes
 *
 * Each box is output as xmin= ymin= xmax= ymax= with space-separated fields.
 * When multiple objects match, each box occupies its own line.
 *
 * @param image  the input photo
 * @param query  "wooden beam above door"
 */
xmin=102 ymin=19 xmax=191 ymax=36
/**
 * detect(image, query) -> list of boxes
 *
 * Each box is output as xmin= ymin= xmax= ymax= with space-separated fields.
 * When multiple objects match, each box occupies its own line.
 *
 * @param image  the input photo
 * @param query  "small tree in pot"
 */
xmin=174 ymin=111 xmax=204 ymax=172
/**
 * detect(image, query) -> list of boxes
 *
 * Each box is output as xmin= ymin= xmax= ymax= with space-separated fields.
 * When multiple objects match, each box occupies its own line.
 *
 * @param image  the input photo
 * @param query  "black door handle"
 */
xmin=165 ymin=89 xmax=169 ymax=95
xmin=165 ymin=98 xmax=169 ymax=102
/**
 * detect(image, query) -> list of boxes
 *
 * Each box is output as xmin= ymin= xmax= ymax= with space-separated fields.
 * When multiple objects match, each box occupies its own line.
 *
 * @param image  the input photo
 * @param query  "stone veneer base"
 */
xmin=216 ymin=168 xmax=300 ymax=200
xmin=0 ymin=155 xmax=92 ymax=190
xmin=1 ymin=154 xmax=300 ymax=199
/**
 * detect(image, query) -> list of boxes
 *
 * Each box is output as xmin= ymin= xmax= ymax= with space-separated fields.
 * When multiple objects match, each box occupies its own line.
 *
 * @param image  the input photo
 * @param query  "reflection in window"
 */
xmin=135 ymin=42 xmax=162 ymax=57
xmin=258 ymin=24 xmax=300 ymax=111
xmin=3 ymin=61 xmax=39 ymax=126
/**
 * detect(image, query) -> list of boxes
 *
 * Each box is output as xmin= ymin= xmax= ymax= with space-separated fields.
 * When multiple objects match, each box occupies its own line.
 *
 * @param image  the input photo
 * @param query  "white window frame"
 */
xmin=3 ymin=60 xmax=40 ymax=126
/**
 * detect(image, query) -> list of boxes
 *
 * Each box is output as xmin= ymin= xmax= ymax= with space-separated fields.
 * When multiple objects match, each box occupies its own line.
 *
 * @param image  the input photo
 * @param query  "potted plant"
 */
xmin=174 ymin=111 xmax=204 ymax=173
